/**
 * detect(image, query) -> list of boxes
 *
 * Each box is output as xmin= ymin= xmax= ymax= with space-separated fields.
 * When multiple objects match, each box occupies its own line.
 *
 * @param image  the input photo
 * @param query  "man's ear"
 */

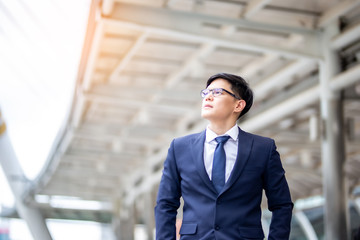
xmin=234 ymin=100 xmax=246 ymax=114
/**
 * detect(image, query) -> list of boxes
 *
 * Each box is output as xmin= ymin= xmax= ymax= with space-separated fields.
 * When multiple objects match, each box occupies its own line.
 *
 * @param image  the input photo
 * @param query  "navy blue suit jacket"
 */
xmin=155 ymin=128 xmax=293 ymax=240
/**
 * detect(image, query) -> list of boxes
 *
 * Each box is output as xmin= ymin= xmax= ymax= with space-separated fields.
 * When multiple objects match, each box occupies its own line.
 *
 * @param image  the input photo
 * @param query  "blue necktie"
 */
xmin=212 ymin=135 xmax=230 ymax=193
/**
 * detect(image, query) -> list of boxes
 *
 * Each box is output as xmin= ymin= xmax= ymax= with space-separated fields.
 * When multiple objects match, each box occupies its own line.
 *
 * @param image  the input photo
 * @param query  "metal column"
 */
xmin=112 ymin=213 xmax=121 ymax=240
xmin=143 ymin=189 xmax=156 ymax=240
xmin=119 ymin=202 xmax=135 ymax=240
xmin=320 ymin=22 xmax=350 ymax=240
xmin=111 ymin=198 xmax=135 ymax=240
xmin=0 ymin=111 xmax=52 ymax=240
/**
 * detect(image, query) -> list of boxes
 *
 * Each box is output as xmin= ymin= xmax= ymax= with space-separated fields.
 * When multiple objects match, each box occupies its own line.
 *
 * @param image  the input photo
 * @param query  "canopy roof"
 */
xmin=28 ymin=0 xmax=360 ymax=213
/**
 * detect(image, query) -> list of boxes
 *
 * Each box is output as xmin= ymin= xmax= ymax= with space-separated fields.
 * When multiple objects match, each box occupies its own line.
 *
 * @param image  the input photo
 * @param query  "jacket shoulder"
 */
xmin=173 ymin=131 xmax=203 ymax=144
xmin=239 ymin=128 xmax=274 ymax=145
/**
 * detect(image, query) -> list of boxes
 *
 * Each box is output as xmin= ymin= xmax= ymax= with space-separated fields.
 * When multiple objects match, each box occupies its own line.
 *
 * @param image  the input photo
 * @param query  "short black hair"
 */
xmin=206 ymin=73 xmax=253 ymax=118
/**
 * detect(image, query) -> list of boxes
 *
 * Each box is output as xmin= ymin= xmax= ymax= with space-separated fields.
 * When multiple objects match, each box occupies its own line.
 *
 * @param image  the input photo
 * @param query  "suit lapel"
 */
xmin=190 ymin=130 xmax=217 ymax=193
xmin=222 ymin=127 xmax=253 ymax=193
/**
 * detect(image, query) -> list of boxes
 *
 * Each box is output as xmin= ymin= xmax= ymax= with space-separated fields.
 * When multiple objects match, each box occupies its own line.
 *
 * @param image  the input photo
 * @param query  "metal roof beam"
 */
xmin=242 ymin=0 xmax=272 ymax=19
xmin=109 ymin=30 xmax=150 ymax=82
xmin=104 ymin=18 xmax=319 ymax=61
xmin=83 ymin=92 xmax=192 ymax=113
xmin=105 ymin=3 xmax=321 ymax=60
xmin=317 ymin=0 xmax=360 ymax=28
xmin=331 ymin=21 xmax=360 ymax=50
xmin=111 ymin=2 xmax=317 ymax=34
xmin=238 ymin=53 xmax=279 ymax=79
xmin=253 ymin=59 xmax=314 ymax=101
xmin=102 ymin=0 xmax=114 ymax=16
xmin=165 ymin=42 xmax=215 ymax=88
xmin=241 ymin=63 xmax=360 ymax=132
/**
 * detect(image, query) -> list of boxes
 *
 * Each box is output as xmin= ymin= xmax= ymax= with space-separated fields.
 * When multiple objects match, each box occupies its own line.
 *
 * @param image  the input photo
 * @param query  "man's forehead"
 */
xmin=207 ymin=78 xmax=231 ymax=88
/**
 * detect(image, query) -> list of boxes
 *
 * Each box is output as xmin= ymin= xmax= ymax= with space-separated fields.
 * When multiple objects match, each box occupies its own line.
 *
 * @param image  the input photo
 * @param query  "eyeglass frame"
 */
xmin=200 ymin=88 xmax=241 ymax=100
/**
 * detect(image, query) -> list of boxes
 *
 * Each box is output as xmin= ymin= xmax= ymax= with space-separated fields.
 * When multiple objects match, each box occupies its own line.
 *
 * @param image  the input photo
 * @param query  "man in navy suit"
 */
xmin=155 ymin=73 xmax=293 ymax=239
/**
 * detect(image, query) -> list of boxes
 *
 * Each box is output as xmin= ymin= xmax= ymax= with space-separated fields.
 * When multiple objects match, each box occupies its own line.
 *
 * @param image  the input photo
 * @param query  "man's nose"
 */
xmin=204 ymin=92 xmax=214 ymax=101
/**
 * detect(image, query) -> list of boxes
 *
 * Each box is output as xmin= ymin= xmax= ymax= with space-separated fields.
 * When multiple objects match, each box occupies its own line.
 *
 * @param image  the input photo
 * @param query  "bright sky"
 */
xmin=0 ymin=0 xmax=108 ymax=238
xmin=0 ymin=0 xmax=90 ymax=203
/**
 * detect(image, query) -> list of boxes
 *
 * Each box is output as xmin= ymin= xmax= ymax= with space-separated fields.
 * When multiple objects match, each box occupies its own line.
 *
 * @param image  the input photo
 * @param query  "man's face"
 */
xmin=201 ymin=78 xmax=240 ymax=122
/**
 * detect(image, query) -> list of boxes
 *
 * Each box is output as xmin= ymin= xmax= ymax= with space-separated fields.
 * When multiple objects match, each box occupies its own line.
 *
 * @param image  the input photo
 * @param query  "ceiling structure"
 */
xmin=24 ymin=0 xmax=360 ymax=223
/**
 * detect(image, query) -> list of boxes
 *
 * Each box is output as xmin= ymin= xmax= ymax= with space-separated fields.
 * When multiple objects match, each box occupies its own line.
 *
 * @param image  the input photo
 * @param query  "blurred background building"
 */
xmin=1 ymin=0 xmax=360 ymax=239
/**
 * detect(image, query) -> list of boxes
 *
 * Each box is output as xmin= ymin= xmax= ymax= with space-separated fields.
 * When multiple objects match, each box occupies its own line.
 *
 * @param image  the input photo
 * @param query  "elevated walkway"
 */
xmin=1 ymin=0 xmax=360 ymax=239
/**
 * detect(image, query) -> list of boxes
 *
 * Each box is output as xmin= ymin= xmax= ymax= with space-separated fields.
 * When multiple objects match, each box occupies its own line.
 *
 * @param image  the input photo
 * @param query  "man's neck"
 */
xmin=208 ymin=121 xmax=237 ymax=135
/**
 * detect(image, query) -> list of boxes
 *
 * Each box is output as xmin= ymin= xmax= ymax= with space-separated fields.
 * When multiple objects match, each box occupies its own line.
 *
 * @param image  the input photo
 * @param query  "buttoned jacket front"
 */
xmin=155 ymin=127 xmax=293 ymax=240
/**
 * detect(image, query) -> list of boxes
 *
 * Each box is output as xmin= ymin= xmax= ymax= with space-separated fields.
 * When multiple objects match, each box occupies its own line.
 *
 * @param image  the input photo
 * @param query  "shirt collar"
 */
xmin=205 ymin=124 xmax=239 ymax=143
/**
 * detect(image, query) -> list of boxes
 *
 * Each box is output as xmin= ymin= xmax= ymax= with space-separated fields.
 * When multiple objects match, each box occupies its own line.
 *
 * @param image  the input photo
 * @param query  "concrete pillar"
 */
xmin=119 ymin=202 xmax=135 ymax=240
xmin=0 ymin=110 xmax=52 ymax=240
xmin=111 ymin=199 xmax=136 ymax=240
xmin=143 ymin=189 xmax=156 ymax=240
xmin=320 ymin=22 xmax=350 ymax=240
xmin=112 ymin=214 xmax=121 ymax=240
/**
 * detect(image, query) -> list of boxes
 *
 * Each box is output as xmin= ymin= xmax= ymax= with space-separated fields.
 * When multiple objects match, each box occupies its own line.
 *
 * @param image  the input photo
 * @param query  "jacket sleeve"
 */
xmin=263 ymin=139 xmax=293 ymax=240
xmin=154 ymin=139 xmax=182 ymax=240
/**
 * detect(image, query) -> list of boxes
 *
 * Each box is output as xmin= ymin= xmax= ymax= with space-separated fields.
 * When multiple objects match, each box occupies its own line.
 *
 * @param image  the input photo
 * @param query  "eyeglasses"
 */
xmin=200 ymin=88 xmax=241 ymax=100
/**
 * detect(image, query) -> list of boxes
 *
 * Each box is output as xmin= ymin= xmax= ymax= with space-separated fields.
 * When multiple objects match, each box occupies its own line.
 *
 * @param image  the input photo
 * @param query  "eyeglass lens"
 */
xmin=201 ymin=88 xmax=222 ymax=98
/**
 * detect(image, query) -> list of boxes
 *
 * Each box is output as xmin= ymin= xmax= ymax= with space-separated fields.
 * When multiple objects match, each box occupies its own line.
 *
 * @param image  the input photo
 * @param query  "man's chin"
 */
xmin=201 ymin=112 xmax=212 ymax=121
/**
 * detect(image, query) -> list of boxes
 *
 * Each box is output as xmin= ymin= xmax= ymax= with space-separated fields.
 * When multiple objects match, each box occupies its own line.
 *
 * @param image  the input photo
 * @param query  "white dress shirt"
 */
xmin=204 ymin=124 xmax=239 ymax=183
